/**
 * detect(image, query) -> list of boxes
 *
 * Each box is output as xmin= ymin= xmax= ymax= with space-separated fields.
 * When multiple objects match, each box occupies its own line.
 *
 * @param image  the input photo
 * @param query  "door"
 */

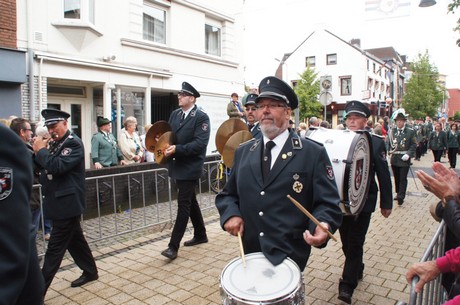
xmin=47 ymin=98 xmax=91 ymax=168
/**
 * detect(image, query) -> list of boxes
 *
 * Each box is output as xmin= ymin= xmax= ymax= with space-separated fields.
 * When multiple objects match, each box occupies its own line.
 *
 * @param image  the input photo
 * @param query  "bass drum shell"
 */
xmin=306 ymin=128 xmax=372 ymax=215
xmin=220 ymin=252 xmax=305 ymax=305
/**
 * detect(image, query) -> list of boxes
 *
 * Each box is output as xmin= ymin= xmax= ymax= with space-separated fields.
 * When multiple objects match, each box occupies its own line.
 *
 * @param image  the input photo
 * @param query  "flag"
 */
xmin=365 ymin=0 xmax=411 ymax=20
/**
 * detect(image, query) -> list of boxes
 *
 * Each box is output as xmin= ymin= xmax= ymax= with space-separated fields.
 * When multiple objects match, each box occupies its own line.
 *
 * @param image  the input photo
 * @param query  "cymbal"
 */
xmin=215 ymin=119 xmax=248 ymax=155
xmin=145 ymin=121 xmax=172 ymax=153
xmin=154 ymin=131 xmax=176 ymax=165
xmin=222 ymin=130 xmax=253 ymax=168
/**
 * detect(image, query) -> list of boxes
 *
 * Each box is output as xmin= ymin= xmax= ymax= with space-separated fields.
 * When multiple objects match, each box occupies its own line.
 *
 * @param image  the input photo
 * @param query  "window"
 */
xmin=326 ymin=53 xmax=337 ymax=65
xmin=205 ymin=24 xmax=221 ymax=56
xmin=340 ymin=76 xmax=352 ymax=96
xmin=306 ymin=56 xmax=316 ymax=67
xmin=64 ymin=0 xmax=94 ymax=23
xmin=143 ymin=4 xmax=166 ymax=44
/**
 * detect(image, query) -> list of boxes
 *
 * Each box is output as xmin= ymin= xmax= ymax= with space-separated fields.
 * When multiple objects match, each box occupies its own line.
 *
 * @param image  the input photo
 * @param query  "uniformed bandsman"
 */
xmin=386 ymin=110 xmax=417 ymax=205
xmin=33 ymin=109 xmax=98 ymax=295
xmin=242 ymin=93 xmax=262 ymax=139
xmin=215 ymin=76 xmax=343 ymax=272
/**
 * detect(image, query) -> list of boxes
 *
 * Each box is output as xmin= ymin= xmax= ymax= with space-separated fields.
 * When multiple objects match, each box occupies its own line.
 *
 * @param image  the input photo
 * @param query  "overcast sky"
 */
xmin=241 ymin=0 xmax=460 ymax=88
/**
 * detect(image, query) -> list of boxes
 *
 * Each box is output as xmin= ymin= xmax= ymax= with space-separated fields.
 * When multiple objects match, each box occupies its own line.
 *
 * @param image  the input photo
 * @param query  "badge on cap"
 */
xmin=0 ymin=167 xmax=12 ymax=200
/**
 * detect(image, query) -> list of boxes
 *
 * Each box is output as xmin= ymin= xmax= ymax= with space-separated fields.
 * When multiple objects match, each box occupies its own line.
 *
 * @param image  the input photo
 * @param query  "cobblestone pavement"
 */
xmin=43 ymin=153 xmax=456 ymax=305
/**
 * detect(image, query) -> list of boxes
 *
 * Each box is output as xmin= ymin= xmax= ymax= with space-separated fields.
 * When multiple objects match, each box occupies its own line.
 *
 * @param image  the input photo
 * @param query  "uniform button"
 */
xmin=42 ymin=196 xmax=45 ymax=199
xmin=259 ymin=232 xmax=264 ymax=237
xmin=259 ymin=211 xmax=263 ymax=216
xmin=260 ymin=191 xmax=265 ymax=196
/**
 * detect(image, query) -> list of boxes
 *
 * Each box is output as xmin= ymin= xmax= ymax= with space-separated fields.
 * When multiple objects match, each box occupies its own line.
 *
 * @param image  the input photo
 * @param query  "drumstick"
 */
xmin=287 ymin=195 xmax=337 ymax=242
xmin=237 ymin=232 xmax=246 ymax=267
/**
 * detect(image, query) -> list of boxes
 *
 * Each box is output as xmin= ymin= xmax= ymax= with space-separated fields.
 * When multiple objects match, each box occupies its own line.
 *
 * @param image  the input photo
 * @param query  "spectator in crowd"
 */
xmin=447 ymin=123 xmax=460 ymax=169
xmin=428 ymin=122 xmax=447 ymax=163
xmin=160 ymin=82 xmax=210 ymax=260
xmin=118 ymin=116 xmax=144 ymax=164
xmin=33 ymin=109 xmax=98 ymax=295
xmin=9 ymin=118 xmax=42 ymax=237
xmin=320 ymin=120 xmax=330 ymax=128
xmin=0 ymin=124 xmax=45 ymax=305
xmin=227 ymin=92 xmax=245 ymax=120
xmin=298 ymin=122 xmax=308 ymax=138
xmin=417 ymin=162 xmax=460 ymax=299
xmin=91 ymin=117 xmax=125 ymax=168
xmin=365 ymin=119 xmax=373 ymax=133
xmin=216 ymin=76 xmax=342 ymax=273
xmin=373 ymin=122 xmax=383 ymax=136
xmin=141 ymin=124 xmax=155 ymax=162
xmin=309 ymin=116 xmax=319 ymax=128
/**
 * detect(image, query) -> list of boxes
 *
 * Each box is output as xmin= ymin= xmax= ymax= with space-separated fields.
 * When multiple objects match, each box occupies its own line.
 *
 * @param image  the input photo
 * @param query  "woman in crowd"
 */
xmin=447 ymin=123 xmax=460 ymax=169
xmin=118 ymin=116 xmax=144 ymax=164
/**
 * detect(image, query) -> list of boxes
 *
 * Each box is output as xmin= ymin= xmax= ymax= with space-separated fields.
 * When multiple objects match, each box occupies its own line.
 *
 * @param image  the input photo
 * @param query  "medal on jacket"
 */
xmin=292 ymin=173 xmax=303 ymax=193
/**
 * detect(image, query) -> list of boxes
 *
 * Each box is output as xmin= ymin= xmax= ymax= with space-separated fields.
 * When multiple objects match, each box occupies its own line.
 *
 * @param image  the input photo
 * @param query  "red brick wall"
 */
xmin=0 ymin=0 xmax=17 ymax=49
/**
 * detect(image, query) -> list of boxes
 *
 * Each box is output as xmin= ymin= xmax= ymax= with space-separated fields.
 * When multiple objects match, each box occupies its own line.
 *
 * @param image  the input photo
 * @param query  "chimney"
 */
xmin=350 ymin=38 xmax=361 ymax=48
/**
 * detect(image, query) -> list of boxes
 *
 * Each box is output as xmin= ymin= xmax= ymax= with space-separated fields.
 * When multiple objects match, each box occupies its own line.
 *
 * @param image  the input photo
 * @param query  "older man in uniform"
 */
xmin=160 ymin=82 xmax=211 ymax=260
xmin=33 ymin=109 xmax=98 ymax=295
xmin=386 ymin=111 xmax=416 ymax=205
xmin=91 ymin=116 xmax=125 ymax=168
xmin=242 ymin=93 xmax=262 ymax=139
xmin=338 ymin=101 xmax=393 ymax=304
xmin=215 ymin=76 xmax=343 ymax=272
xmin=0 ymin=124 xmax=45 ymax=305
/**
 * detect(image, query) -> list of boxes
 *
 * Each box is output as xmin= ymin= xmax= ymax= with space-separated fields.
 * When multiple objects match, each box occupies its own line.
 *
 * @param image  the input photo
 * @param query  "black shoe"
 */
xmin=70 ymin=273 xmax=98 ymax=287
xmin=338 ymin=287 xmax=352 ymax=304
xmin=184 ymin=236 xmax=208 ymax=247
xmin=161 ymin=247 xmax=178 ymax=260
xmin=398 ymin=199 xmax=404 ymax=206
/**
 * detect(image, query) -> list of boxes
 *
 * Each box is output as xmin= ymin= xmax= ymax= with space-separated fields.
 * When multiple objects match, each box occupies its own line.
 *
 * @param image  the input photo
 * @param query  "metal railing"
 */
xmin=35 ymin=160 xmax=222 ymax=256
xmin=399 ymin=221 xmax=448 ymax=305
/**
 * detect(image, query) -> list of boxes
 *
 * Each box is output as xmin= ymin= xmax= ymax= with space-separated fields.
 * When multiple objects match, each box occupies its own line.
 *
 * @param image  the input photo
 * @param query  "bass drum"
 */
xmin=306 ymin=128 xmax=372 ymax=216
xmin=220 ymin=252 xmax=305 ymax=305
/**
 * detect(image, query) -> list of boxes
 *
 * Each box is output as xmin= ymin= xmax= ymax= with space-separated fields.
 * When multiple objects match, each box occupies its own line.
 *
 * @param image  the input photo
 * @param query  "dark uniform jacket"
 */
xmin=362 ymin=134 xmax=393 ymax=214
xmin=35 ymin=130 xmax=86 ymax=220
xmin=428 ymin=130 xmax=448 ymax=151
xmin=387 ymin=126 xmax=417 ymax=167
xmin=167 ymin=105 xmax=210 ymax=180
xmin=249 ymin=122 xmax=262 ymax=139
xmin=446 ymin=130 xmax=460 ymax=149
xmin=215 ymin=130 xmax=343 ymax=271
xmin=0 ymin=125 xmax=44 ymax=305
xmin=91 ymin=131 xmax=122 ymax=167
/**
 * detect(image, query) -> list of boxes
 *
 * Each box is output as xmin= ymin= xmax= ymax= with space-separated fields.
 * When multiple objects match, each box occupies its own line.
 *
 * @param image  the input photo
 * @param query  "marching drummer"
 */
xmin=338 ymin=100 xmax=393 ymax=304
xmin=215 ymin=76 xmax=343 ymax=272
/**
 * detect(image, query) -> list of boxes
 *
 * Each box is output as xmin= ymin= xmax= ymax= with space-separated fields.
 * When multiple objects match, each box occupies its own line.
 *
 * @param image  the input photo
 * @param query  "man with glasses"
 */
xmin=216 ymin=76 xmax=342 ymax=272
xmin=33 ymin=109 xmax=98 ymax=295
xmin=242 ymin=93 xmax=261 ymax=139
xmin=160 ymin=82 xmax=211 ymax=260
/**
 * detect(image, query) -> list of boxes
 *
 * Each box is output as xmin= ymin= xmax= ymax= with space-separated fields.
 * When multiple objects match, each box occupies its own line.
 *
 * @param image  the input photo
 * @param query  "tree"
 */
xmin=402 ymin=51 xmax=443 ymax=120
xmin=293 ymin=66 xmax=322 ymax=121
xmin=448 ymin=0 xmax=460 ymax=47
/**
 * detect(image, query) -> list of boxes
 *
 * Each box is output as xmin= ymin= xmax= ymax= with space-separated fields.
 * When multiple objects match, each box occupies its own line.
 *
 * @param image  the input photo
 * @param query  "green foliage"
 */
xmin=448 ymin=0 xmax=460 ymax=47
xmin=402 ymin=51 xmax=444 ymax=120
xmin=293 ymin=67 xmax=323 ymax=121
xmin=454 ymin=111 xmax=460 ymax=121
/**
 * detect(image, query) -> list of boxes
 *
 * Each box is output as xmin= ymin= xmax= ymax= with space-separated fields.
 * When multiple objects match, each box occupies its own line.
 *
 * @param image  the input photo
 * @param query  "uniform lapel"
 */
xmin=248 ymin=139 xmax=264 ymax=186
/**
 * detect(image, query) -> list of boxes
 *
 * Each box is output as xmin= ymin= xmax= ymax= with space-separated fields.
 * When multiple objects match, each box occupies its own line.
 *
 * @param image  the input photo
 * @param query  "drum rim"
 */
xmin=342 ymin=130 xmax=373 ymax=215
xmin=220 ymin=252 xmax=302 ymax=303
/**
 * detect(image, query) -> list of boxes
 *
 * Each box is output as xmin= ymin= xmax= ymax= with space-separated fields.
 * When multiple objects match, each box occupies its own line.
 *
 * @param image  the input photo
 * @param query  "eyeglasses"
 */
xmin=245 ymin=107 xmax=257 ymax=112
xmin=178 ymin=92 xmax=192 ymax=97
xmin=23 ymin=128 xmax=32 ymax=131
xmin=256 ymin=104 xmax=287 ymax=110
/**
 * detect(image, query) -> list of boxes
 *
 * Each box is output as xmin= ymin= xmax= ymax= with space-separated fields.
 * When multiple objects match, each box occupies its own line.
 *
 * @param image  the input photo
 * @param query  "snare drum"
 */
xmin=306 ymin=128 xmax=372 ymax=215
xmin=220 ymin=252 xmax=305 ymax=305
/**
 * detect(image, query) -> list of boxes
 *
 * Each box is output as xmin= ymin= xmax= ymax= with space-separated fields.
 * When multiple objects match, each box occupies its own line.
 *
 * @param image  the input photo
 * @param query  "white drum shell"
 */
xmin=306 ymin=128 xmax=372 ymax=215
xmin=220 ymin=253 xmax=305 ymax=305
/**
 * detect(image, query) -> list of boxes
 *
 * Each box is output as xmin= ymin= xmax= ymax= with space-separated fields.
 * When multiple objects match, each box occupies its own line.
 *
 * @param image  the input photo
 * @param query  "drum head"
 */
xmin=343 ymin=131 xmax=372 ymax=215
xmin=220 ymin=253 xmax=301 ymax=303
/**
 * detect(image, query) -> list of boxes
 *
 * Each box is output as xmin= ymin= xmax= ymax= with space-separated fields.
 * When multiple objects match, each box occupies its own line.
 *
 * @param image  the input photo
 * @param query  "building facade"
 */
xmin=13 ymin=0 xmax=245 ymax=167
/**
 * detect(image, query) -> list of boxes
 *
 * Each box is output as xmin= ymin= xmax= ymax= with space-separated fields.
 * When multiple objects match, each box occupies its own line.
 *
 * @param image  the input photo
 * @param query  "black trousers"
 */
xmin=168 ymin=179 xmax=206 ymax=250
xmin=42 ymin=216 xmax=97 ymax=293
xmin=339 ymin=212 xmax=372 ymax=290
xmin=391 ymin=165 xmax=410 ymax=201
xmin=432 ymin=149 xmax=444 ymax=162
xmin=448 ymin=148 xmax=458 ymax=168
